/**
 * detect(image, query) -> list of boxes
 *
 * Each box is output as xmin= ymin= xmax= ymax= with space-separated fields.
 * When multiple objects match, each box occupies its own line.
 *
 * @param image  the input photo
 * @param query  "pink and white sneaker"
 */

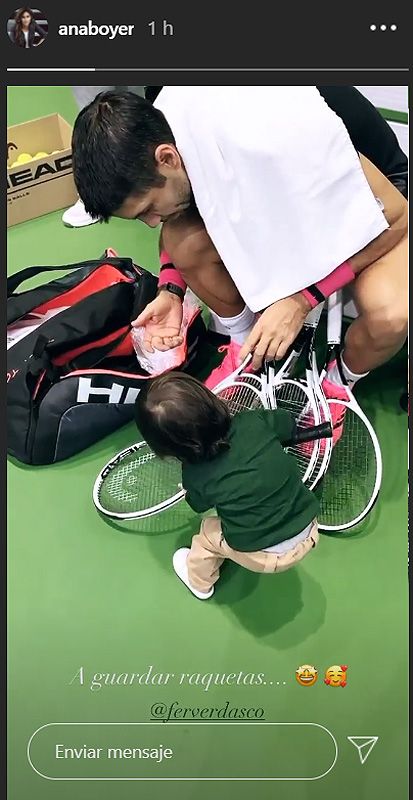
xmin=204 ymin=341 xmax=254 ymax=390
xmin=322 ymin=376 xmax=349 ymax=446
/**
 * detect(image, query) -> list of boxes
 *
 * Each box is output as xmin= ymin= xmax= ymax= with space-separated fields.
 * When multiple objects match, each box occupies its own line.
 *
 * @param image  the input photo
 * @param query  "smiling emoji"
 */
xmin=296 ymin=665 xmax=318 ymax=686
xmin=324 ymin=665 xmax=348 ymax=687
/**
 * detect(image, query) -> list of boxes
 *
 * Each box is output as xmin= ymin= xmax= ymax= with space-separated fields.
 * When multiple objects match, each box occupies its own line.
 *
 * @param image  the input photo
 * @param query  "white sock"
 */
xmin=327 ymin=353 xmax=369 ymax=388
xmin=209 ymin=305 xmax=256 ymax=345
xmin=208 ymin=311 xmax=229 ymax=336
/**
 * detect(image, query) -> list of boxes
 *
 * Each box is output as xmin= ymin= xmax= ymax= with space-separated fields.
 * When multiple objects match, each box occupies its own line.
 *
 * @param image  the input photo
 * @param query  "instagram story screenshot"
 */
xmin=3 ymin=3 xmax=409 ymax=799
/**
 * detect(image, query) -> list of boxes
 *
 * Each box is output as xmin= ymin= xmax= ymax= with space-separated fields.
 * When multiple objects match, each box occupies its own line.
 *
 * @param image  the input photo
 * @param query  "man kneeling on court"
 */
xmin=72 ymin=87 xmax=407 ymax=443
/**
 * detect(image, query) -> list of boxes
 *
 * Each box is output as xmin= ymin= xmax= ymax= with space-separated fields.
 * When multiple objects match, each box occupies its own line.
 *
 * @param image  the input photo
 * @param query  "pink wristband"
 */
xmin=159 ymin=249 xmax=172 ymax=266
xmin=158 ymin=250 xmax=187 ymax=293
xmin=301 ymin=261 xmax=355 ymax=307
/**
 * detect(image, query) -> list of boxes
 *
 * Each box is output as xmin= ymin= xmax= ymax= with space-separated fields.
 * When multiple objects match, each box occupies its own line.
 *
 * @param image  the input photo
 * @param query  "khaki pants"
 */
xmin=187 ymin=517 xmax=319 ymax=594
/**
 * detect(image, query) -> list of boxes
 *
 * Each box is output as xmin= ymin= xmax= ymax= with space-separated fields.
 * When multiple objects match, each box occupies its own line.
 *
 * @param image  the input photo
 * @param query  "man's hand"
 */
xmin=239 ymin=293 xmax=311 ymax=370
xmin=132 ymin=291 xmax=184 ymax=353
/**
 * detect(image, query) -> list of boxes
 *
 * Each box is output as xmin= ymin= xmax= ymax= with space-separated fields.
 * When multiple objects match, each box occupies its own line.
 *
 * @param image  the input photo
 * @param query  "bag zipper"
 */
xmin=25 ymin=369 xmax=47 ymax=460
xmin=62 ymin=307 xmax=201 ymax=380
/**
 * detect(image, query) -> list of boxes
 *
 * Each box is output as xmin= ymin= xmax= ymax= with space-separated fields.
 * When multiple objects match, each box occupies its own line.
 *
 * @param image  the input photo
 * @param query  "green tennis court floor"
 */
xmin=7 ymin=87 xmax=408 ymax=800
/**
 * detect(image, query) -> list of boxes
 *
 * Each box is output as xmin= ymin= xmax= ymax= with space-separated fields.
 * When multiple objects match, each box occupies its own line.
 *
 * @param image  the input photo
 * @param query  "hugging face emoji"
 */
xmin=296 ymin=665 xmax=318 ymax=686
xmin=324 ymin=665 xmax=348 ymax=687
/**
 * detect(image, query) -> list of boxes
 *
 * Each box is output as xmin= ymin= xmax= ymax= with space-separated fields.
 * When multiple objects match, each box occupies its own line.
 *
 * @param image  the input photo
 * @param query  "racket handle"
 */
xmin=285 ymin=326 xmax=307 ymax=358
xmin=304 ymin=301 xmax=324 ymax=328
xmin=284 ymin=302 xmax=324 ymax=357
xmin=327 ymin=291 xmax=343 ymax=345
xmin=283 ymin=421 xmax=333 ymax=447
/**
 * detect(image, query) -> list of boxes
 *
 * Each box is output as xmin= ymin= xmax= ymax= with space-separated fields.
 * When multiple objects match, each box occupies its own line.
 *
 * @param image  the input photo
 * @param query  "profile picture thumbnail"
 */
xmin=7 ymin=6 xmax=48 ymax=48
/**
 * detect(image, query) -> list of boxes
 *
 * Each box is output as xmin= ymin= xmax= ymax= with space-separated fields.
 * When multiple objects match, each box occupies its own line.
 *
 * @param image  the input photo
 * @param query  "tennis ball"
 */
xmin=16 ymin=153 xmax=33 ymax=164
xmin=33 ymin=151 xmax=49 ymax=159
xmin=51 ymin=149 xmax=61 ymax=154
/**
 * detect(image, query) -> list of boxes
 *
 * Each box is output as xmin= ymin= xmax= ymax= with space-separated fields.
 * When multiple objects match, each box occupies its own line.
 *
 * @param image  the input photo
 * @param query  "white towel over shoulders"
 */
xmin=155 ymin=86 xmax=388 ymax=311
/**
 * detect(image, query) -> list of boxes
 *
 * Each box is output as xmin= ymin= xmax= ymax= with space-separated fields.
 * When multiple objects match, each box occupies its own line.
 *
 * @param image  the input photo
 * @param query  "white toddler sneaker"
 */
xmin=173 ymin=548 xmax=214 ymax=600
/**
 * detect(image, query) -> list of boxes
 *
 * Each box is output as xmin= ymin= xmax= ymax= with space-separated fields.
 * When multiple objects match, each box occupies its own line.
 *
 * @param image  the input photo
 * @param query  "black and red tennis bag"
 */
xmin=7 ymin=252 xmax=206 ymax=465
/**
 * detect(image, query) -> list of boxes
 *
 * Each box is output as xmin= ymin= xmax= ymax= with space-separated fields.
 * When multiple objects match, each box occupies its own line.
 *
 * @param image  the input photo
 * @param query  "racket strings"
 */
xmin=286 ymin=445 xmax=316 ymax=479
xmin=97 ymin=335 xmax=343 ymax=519
xmin=98 ymin=447 xmax=182 ymax=513
xmin=272 ymin=383 xmax=317 ymax=424
xmin=307 ymin=396 xmax=333 ymax=487
xmin=216 ymin=383 xmax=265 ymax=416
xmin=319 ymin=404 xmax=378 ymax=527
xmin=269 ymin=382 xmax=321 ymax=482
xmin=238 ymin=373 xmax=265 ymax=390
xmin=96 ymin=382 xmax=267 ymax=519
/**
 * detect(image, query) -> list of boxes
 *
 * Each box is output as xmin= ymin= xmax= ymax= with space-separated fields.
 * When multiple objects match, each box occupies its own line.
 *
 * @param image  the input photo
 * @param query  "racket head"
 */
xmin=214 ymin=380 xmax=269 ymax=415
xmin=210 ymin=353 xmax=252 ymax=394
xmin=293 ymin=303 xmax=329 ymax=487
xmin=318 ymin=399 xmax=383 ymax=531
xmin=271 ymin=378 xmax=321 ymax=424
xmin=308 ymin=349 xmax=333 ymax=489
xmin=271 ymin=378 xmax=322 ymax=484
xmin=94 ymin=376 xmax=268 ymax=522
xmin=238 ymin=371 xmax=267 ymax=392
xmin=93 ymin=441 xmax=185 ymax=520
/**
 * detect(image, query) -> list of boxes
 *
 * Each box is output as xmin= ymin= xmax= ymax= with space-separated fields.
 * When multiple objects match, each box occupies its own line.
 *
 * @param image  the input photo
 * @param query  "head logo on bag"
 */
xmin=76 ymin=377 xmax=141 ymax=405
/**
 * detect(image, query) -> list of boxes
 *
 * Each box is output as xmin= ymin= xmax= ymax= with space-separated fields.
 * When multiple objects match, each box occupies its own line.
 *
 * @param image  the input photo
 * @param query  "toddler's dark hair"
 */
xmin=135 ymin=372 xmax=231 ymax=464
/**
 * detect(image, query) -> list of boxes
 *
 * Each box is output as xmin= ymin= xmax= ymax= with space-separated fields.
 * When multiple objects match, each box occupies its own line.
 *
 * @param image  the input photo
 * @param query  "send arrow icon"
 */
xmin=347 ymin=736 xmax=379 ymax=764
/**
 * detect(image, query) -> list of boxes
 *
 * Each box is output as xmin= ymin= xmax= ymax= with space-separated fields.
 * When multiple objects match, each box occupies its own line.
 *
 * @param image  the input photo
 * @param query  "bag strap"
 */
xmin=131 ymin=270 xmax=159 ymax=321
xmin=24 ymin=281 xmax=139 ymax=379
xmin=7 ymin=258 xmax=135 ymax=297
xmin=27 ymin=330 xmax=133 ymax=378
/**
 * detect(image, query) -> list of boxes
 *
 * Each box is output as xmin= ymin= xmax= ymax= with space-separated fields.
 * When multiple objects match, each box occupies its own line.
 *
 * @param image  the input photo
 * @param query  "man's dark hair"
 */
xmin=135 ymin=372 xmax=232 ymax=464
xmin=72 ymin=90 xmax=175 ymax=221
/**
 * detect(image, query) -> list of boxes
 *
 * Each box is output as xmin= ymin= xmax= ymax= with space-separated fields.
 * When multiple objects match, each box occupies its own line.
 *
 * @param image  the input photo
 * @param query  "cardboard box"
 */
xmin=7 ymin=113 xmax=78 ymax=226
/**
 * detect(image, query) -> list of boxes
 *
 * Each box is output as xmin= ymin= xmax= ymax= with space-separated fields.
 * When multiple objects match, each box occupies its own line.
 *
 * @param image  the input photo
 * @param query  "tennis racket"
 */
xmin=237 ymin=324 xmax=310 ymax=403
xmin=178 ymin=313 xmax=326 ymax=512
xmin=266 ymin=304 xmax=330 ymax=488
xmin=93 ymin=441 xmax=185 ymax=520
xmin=307 ymin=342 xmax=334 ymax=489
xmin=211 ymin=353 xmax=270 ymax=415
xmin=93 ymin=357 xmax=269 ymax=521
xmin=93 ymin=417 xmax=332 ymax=521
xmin=318 ymin=290 xmax=383 ymax=531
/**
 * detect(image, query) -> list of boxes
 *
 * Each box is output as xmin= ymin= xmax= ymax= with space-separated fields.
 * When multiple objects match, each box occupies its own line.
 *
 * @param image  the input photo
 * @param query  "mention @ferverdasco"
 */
xmin=150 ymin=701 xmax=265 ymax=722
xmin=58 ymin=21 xmax=135 ymax=40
